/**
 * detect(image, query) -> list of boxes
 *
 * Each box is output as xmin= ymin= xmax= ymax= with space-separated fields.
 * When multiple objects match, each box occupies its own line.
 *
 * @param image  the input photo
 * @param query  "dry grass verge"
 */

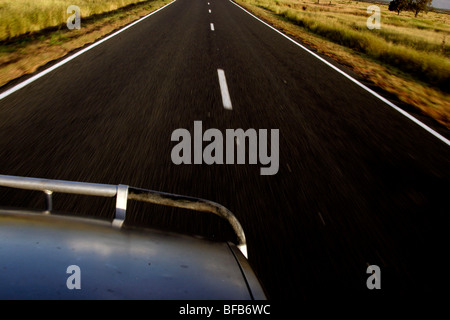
xmin=235 ymin=0 xmax=450 ymax=128
xmin=0 ymin=0 xmax=170 ymax=88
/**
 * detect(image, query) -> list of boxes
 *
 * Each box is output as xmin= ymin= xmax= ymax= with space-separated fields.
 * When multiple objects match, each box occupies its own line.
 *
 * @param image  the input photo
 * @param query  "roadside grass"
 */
xmin=236 ymin=0 xmax=450 ymax=128
xmin=0 ymin=0 xmax=170 ymax=88
xmin=0 ymin=0 xmax=152 ymax=41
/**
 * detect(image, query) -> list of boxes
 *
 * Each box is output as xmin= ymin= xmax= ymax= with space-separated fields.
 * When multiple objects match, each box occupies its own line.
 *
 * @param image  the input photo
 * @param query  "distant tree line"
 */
xmin=388 ymin=0 xmax=433 ymax=17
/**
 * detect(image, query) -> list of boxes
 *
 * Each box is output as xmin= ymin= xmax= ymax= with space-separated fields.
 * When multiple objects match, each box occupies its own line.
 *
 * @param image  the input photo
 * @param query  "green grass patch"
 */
xmin=0 ymin=0 xmax=151 ymax=41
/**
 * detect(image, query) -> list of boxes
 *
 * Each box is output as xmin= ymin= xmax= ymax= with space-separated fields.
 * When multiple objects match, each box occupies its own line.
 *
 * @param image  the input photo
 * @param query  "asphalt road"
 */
xmin=0 ymin=0 xmax=449 ymax=302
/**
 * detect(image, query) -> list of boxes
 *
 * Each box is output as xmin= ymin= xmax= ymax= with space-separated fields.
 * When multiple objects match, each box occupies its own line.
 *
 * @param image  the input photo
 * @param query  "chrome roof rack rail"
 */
xmin=0 ymin=174 xmax=247 ymax=258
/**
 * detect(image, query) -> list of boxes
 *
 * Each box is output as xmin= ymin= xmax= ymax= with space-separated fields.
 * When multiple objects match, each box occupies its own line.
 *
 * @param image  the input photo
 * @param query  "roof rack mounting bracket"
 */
xmin=112 ymin=184 xmax=129 ymax=228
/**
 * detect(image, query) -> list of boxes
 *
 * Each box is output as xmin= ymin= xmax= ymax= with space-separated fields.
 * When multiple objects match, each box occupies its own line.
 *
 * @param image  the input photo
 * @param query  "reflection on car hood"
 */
xmin=0 ymin=209 xmax=264 ymax=300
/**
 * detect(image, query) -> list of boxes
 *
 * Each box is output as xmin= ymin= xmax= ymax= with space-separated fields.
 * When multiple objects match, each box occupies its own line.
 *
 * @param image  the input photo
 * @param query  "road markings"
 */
xmin=209 ymin=9 xmax=212 ymax=13
xmin=217 ymin=69 xmax=232 ymax=110
xmin=210 ymin=23 xmax=215 ymax=31
xmin=229 ymin=0 xmax=450 ymax=147
xmin=0 ymin=0 xmax=177 ymax=101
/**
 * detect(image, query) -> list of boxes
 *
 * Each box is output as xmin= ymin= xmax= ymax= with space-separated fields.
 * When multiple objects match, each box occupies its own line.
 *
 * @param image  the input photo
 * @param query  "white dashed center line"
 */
xmin=210 ymin=23 xmax=215 ymax=31
xmin=217 ymin=69 xmax=232 ymax=110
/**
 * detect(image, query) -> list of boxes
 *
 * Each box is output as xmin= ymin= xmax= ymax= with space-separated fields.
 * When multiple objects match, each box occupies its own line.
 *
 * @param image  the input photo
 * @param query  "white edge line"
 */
xmin=0 ymin=0 xmax=177 ymax=101
xmin=217 ymin=69 xmax=232 ymax=110
xmin=229 ymin=0 xmax=450 ymax=147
